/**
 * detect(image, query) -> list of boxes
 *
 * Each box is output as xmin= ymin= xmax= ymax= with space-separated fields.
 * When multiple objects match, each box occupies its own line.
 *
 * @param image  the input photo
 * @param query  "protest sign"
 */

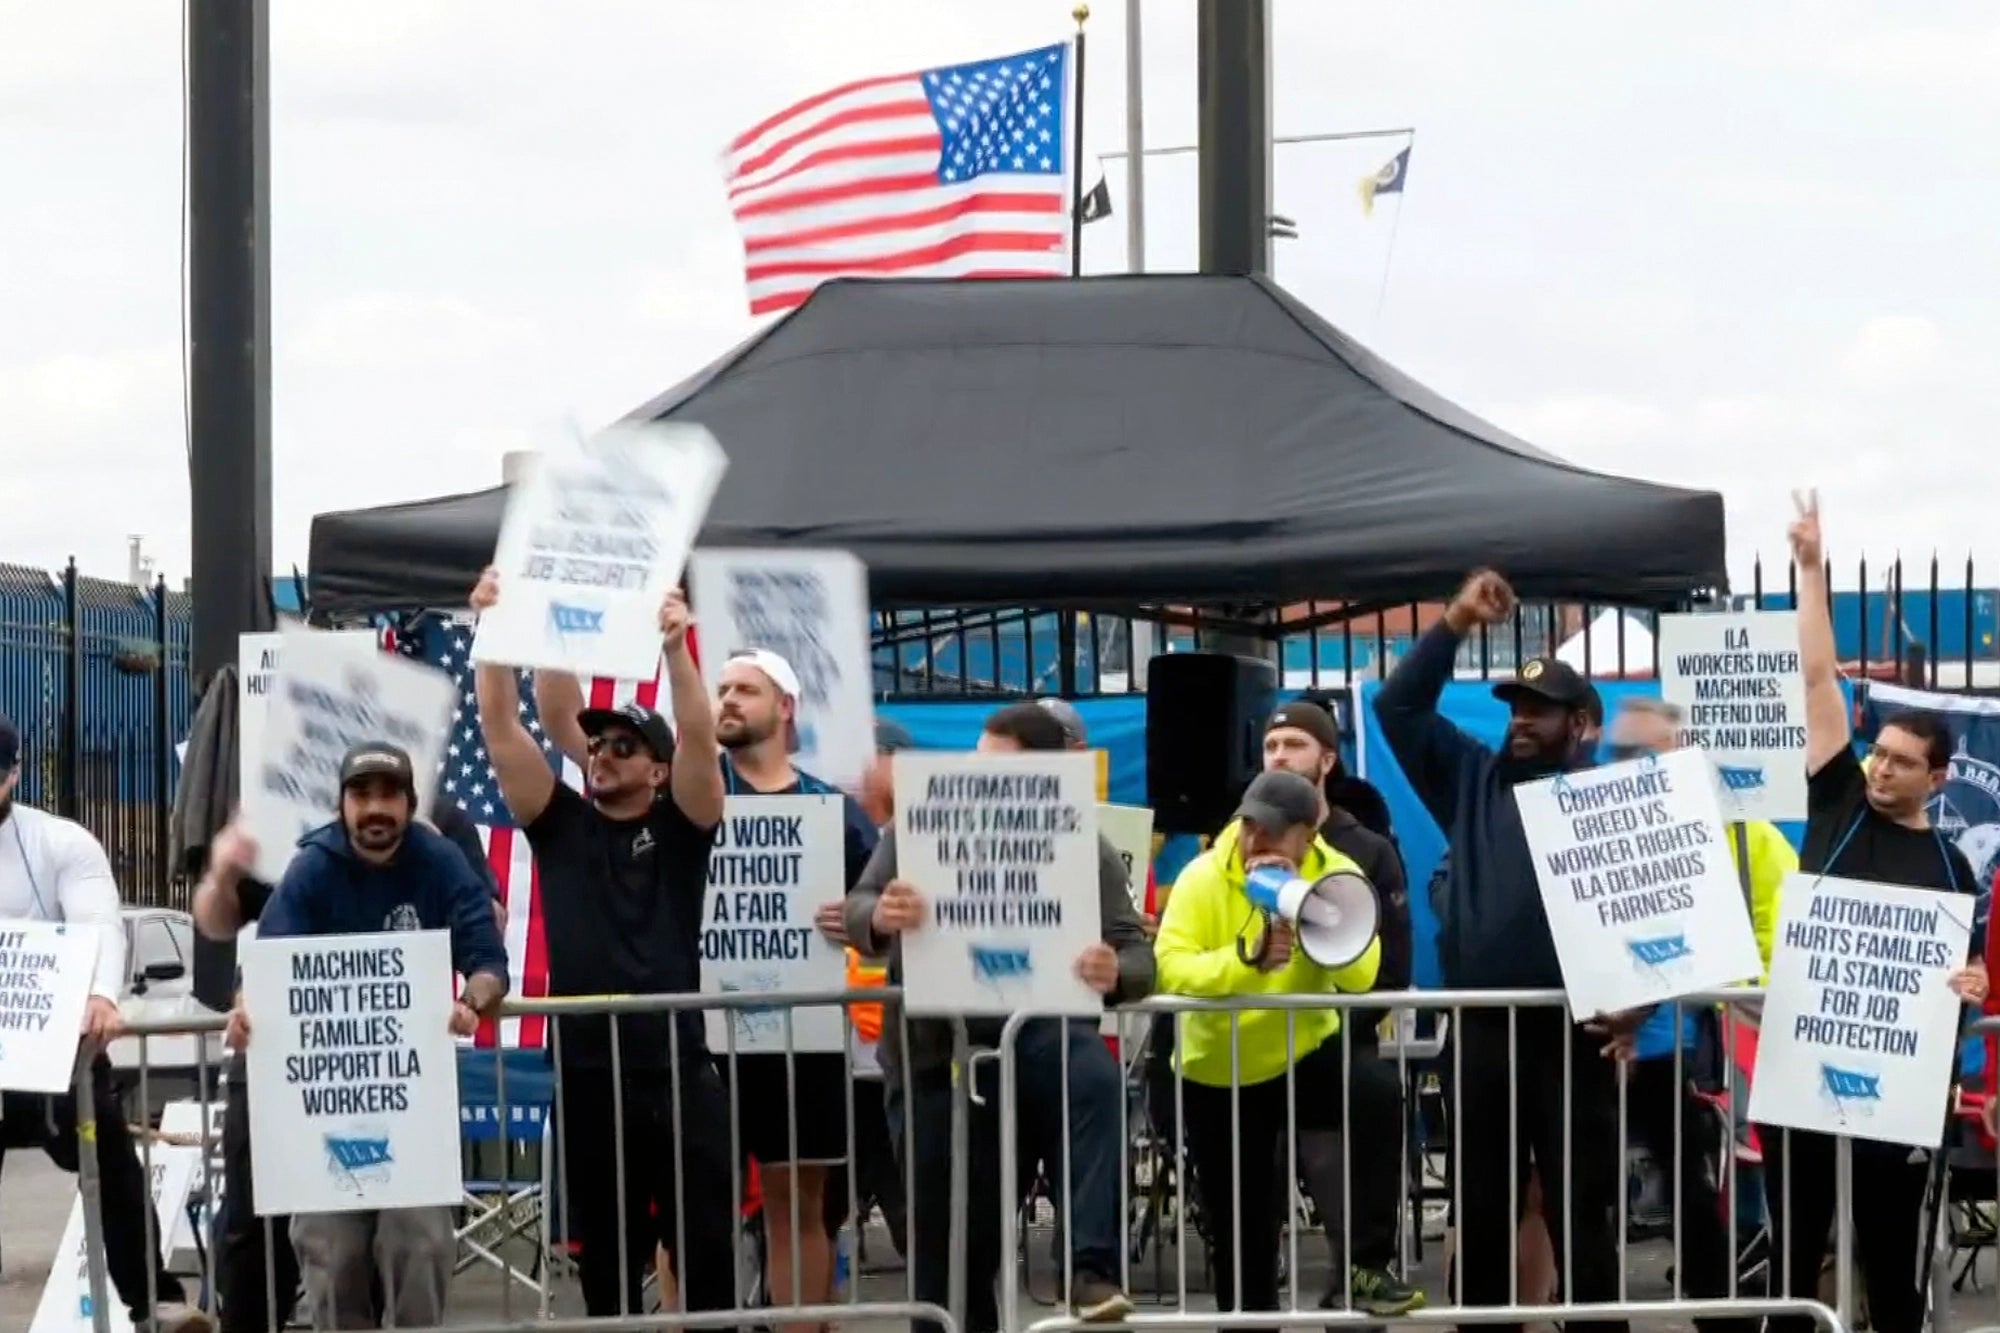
xmin=473 ymin=422 xmax=727 ymax=680
xmin=1749 ymin=874 xmax=1971 ymax=1148
xmin=244 ymin=627 xmax=455 ymax=885
xmin=30 ymin=1140 xmax=199 ymax=1333
xmin=1096 ymin=803 xmax=1155 ymax=911
xmin=1516 ymin=746 xmax=1762 ymax=1018
xmin=238 ymin=629 xmax=379 ymax=787
xmin=242 ymin=929 xmax=463 ymax=1215
xmin=687 ymin=547 xmax=874 ymax=788
xmin=893 ymin=751 xmax=1102 ymax=1016
xmin=0 ymin=922 xmax=99 ymax=1093
xmin=1657 ymin=611 xmax=1808 ymax=823
xmin=698 ymin=794 xmax=848 ymax=1052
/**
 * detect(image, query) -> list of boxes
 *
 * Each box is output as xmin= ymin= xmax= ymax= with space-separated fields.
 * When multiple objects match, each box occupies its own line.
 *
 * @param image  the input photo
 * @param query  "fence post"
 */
xmin=60 ymin=557 xmax=83 ymax=820
xmin=154 ymin=575 xmax=173 ymax=892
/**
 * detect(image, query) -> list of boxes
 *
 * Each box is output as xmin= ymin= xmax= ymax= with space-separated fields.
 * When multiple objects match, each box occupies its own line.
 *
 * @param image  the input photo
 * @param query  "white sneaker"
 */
xmin=140 ymin=1300 xmax=214 ymax=1333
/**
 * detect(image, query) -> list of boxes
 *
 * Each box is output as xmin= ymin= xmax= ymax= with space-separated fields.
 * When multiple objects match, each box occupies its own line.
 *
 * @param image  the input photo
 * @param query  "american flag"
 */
xmin=725 ymin=41 xmax=1075 ymax=317
xmin=394 ymin=614 xmax=674 ymax=1050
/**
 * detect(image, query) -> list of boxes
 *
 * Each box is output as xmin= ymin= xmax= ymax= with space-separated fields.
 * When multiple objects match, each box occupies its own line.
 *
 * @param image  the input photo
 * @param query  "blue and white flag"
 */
xmin=1865 ymin=682 xmax=2000 ymax=889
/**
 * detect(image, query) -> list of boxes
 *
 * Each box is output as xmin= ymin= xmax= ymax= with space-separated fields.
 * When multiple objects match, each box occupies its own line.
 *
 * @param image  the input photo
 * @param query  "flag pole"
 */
xmin=1069 ymin=3 xmax=1090 ymax=277
xmin=1123 ymin=0 xmax=1145 ymax=272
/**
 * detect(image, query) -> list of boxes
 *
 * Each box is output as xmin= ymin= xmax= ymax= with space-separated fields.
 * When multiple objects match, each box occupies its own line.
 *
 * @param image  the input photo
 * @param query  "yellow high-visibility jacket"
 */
xmin=1155 ymin=820 xmax=1381 ymax=1087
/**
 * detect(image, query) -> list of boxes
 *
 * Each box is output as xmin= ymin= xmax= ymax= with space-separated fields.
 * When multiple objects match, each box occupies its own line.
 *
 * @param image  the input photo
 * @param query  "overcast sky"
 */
xmin=3 ymin=0 xmax=1994 ymax=593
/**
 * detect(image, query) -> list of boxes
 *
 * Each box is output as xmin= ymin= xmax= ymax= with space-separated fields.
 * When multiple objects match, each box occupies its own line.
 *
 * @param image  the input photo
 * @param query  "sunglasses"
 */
xmin=586 ymin=734 xmax=645 ymax=760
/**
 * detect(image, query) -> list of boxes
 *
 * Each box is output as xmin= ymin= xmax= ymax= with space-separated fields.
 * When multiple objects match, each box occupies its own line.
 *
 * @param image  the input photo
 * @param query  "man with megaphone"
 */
xmin=1155 ymin=768 xmax=1410 ymax=1322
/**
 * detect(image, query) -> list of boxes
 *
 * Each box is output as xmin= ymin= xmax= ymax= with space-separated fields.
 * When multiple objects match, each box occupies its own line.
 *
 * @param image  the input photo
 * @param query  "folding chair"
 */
xmin=455 ymin=1047 xmax=558 ymax=1316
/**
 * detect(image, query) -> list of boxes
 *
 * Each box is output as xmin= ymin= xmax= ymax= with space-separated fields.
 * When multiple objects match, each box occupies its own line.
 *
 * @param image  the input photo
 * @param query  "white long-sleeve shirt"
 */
xmin=0 ymin=804 xmax=127 ymax=1000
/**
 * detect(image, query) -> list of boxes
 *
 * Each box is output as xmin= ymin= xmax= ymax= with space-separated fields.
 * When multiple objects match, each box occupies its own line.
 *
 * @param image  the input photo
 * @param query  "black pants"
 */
xmin=908 ymin=1019 xmax=1122 ymax=1333
xmin=822 ymin=1079 xmax=907 ymax=1252
xmin=217 ymin=1079 xmax=300 ymax=1332
xmin=0 ymin=1057 xmax=185 ymax=1323
xmin=1179 ymin=1037 xmax=1401 ymax=1323
xmin=1758 ymin=1125 xmax=1931 ymax=1333
xmin=1627 ymin=1056 xmax=1753 ymax=1333
xmin=559 ymin=1060 xmax=740 ymax=1323
xmin=1345 ymin=1032 xmax=1410 ymax=1272
xmin=1452 ymin=1006 xmax=1626 ymax=1333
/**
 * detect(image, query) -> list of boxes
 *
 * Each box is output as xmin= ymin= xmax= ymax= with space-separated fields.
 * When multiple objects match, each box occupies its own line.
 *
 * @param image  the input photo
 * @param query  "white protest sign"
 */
xmin=0 ymin=922 xmax=99 ymax=1093
xmin=687 ymin=547 xmax=875 ymax=789
xmin=242 ymin=930 xmax=464 ymax=1215
xmin=30 ymin=1143 xmax=199 ymax=1333
xmin=238 ymin=629 xmax=379 ymax=788
xmin=1749 ymin=874 xmax=1971 ymax=1148
xmin=1515 ymin=747 xmax=1763 ymax=1018
xmin=156 ymin=1100 xmax=214 ymax=1258
xmin=1658 ymin=611 xmax=1808 ymax=823
xmin=473 ymin=421 xmax=727 ymax=680
xmin=893 ymin=751 xmax=1103 ymax=1016
xmin=244 ymin=627 xmax=455 ymax=885
xmin=1096 ymin=803 xmax=1154 ymax=911
xmin=699 ymin=794 xmax=848 ymax=1052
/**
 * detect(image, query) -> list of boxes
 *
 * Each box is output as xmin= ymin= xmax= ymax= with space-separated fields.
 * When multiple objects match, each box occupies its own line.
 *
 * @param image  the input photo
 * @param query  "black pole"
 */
xmin=187 ymin=0 xmax=274 ymax=686
xmin=61 ymin=558 xmax=83 ymax=820
xmin=153 ymin=576 xmax=173 ymax=898
xmin=1194 ymin=0 xmax=1274 ymax=661
xmin=1196 ymin=0 xmax=1271 ymax=277
xmin=1068 ymin=9 xmax=1089 ymax=278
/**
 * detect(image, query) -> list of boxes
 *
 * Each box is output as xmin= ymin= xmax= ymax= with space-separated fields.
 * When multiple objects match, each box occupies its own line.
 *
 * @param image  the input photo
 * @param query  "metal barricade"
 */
xmin=991 ymin=988 xmax=1854 ymax=1333
xmin=59 ymin=982 xmax=1991 ymax=1332
xmin=61 ymin=988 xmax=956 ymax=1333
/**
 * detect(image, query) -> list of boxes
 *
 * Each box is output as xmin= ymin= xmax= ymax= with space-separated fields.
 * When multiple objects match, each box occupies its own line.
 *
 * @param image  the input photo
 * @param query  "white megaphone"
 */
xmin=1243 ymin=864 xmax=1380 ymax=969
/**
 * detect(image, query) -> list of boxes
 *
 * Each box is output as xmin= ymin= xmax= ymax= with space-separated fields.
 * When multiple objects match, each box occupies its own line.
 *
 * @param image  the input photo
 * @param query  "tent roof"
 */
xmin=1556 ymin=607 xmax=1657 ymax=678
xmin=307 ymin=273 xmax=1726 ymax=615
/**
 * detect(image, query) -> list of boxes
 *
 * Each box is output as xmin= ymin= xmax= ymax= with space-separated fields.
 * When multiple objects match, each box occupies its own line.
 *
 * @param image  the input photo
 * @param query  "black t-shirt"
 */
xmin=526 ymin=783 xmax=719 ymax=1068
xmin=1803 ymin=746 xmax=1983 ymax=959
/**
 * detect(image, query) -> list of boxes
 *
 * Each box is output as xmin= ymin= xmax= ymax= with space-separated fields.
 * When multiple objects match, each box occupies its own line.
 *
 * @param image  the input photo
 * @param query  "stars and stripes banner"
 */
xmin=392 ymin=614 xmax=691 ymax=1050
xmin=723 ymin=40 xmax=1077 ymax=317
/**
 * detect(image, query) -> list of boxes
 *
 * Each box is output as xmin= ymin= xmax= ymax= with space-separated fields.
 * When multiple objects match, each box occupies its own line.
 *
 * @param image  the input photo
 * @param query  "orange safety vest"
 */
xmin=846 ymin=948 xmax=888 ymax=1042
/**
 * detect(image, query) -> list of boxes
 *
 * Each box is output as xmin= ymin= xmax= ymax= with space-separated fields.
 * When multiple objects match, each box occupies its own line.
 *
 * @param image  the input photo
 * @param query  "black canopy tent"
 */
xmin=306 ymin=274 xmax=1726 ymax=617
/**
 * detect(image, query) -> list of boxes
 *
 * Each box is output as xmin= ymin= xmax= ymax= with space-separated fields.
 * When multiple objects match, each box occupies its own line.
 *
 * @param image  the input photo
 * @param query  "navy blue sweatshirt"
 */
xmin=1373 ymin=622 xmax=1579 ymax=989
xmin=259 ymin=821 xmax=511 ymax=987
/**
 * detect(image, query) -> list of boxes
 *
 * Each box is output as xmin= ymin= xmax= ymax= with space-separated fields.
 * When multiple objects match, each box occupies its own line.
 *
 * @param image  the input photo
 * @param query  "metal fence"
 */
xmin=62 ymin=984 xmax=1991 ymax=1333
xmin=873 ymin=556 xmax=2000 ymax=698
xmin=5 ymin=551 xmax=1996 ymax=905
xmin=0 ymin=559 xmax=192 ymax=907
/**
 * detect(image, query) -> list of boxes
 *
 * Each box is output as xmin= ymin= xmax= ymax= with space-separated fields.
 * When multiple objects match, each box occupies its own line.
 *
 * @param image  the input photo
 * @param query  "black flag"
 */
xmin=1075 ymin=167 xmax=1113 ymax=224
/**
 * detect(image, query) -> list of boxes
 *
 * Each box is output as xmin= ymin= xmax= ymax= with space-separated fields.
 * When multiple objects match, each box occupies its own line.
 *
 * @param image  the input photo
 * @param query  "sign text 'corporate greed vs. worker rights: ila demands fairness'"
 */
xmin=894 ymin=752 xmax=1104 ymax=1016
xmin=1517 ymin=746 xmax=1761 ymax=1016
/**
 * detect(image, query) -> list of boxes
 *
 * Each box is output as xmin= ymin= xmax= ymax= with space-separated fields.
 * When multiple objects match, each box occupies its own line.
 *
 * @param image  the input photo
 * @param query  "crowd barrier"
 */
xmin=53 ymin=985 xmax=1984 ymax=1333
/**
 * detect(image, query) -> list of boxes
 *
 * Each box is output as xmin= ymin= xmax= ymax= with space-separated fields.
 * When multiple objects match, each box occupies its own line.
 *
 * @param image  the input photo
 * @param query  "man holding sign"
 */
xmin=234 ymin=742 xmax=509 ymax=1329
xmin=472 ymin=571 xmax=740 ymax=1323
xmin=0 ymin=716 xmax=208 ymax=1333
xmin=846 ymin=702 xmax=1154 ymax=1329
xmin=1754 ymin=495 xmax=1987 ymax=1333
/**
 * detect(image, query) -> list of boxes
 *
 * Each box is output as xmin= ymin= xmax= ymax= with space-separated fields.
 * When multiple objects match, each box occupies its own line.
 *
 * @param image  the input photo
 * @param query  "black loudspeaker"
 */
xmin=1146 ymin=652 xmax=1280 ymax=834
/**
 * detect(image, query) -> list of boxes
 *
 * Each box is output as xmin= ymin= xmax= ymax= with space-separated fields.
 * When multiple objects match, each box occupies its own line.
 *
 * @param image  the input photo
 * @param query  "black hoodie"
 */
xmin=1318 ymin=797 xmax=1410 ymax=1038
xmin=1373 ymin=621 xmax=1580 ymax=989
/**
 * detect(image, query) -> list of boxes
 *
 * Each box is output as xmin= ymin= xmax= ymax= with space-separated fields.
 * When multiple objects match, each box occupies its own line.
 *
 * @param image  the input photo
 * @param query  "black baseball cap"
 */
xmin=1234 ymin=769 xmax=1322 ymax=833
xmin=577 ymin=701 xmax=676 ymax=760
xmin=338 ymin=743 xmax=417 ymax=797
xmin=0 ymin=713 xmax=18 ymax=772
xmin=1492 ymin=657 xmax=1594 ymax=711
xmin=1266 ymin=701 xmax=1340 ymax=751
